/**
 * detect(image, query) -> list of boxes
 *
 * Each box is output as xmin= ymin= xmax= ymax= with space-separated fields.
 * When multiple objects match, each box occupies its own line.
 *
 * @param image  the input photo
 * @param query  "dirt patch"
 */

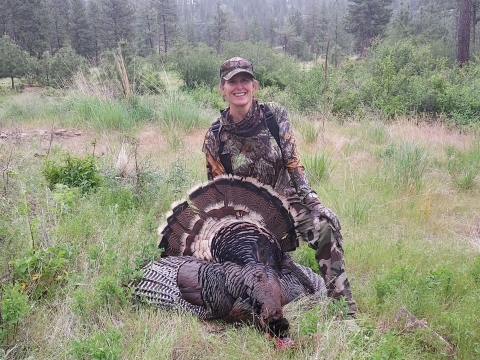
xmin=0 ymin=125 xmax=207 ymax=162
xmin=23 ymin=86 xmax=46 ymax=92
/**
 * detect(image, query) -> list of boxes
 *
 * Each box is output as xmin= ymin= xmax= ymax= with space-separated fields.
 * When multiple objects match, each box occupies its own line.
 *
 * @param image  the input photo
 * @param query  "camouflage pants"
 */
xmin=310 ymin=224 xmax=357 ymax=317
xmin=292 ymin=200 xmax=358 ymax=318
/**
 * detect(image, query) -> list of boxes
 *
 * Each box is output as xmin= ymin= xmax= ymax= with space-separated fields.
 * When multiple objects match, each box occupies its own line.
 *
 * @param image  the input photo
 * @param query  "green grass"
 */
xmin=1 ymin=90 xmax=479 ymax=359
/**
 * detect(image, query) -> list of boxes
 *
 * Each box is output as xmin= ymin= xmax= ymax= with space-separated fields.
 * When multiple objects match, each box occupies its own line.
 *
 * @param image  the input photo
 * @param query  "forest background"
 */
xmin=1 ymin=0 xmax=480 ymax=359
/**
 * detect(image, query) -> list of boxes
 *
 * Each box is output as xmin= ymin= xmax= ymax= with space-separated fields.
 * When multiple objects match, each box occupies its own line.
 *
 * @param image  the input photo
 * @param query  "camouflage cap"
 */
xmin=220 ymin=57 xmax=255 ymax=81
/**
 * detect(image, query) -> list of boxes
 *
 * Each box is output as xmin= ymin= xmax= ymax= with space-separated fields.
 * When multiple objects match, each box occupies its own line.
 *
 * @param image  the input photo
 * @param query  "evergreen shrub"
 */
xmin=170 ymin=43 xmax=220 ymax=89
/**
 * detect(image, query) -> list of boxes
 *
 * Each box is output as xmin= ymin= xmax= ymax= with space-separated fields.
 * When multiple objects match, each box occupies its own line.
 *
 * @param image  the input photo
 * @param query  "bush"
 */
xmin=43 ymin=152 xmax=102 ymax=194
xmin=49 ymin=46 xmax=88 ymax=88
xmin=10 ymin=246 xmax=70 ymax=300
xmin=170 ymin=43 xmax=220 ymax=89
xmin=289 ymin=65 xmax=326 ymax=110
xmin=0 ymin=283 xmax=30 ymax=346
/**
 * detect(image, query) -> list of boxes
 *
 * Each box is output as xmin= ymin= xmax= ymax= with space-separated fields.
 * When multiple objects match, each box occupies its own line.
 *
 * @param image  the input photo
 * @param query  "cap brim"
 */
xmin=222 ymin=68 xmax=255 ymax=81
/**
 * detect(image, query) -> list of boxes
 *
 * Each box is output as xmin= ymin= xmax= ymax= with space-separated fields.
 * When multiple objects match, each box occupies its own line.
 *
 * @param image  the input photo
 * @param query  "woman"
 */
xmin=202 ymin=57 xmax=357 ymax=318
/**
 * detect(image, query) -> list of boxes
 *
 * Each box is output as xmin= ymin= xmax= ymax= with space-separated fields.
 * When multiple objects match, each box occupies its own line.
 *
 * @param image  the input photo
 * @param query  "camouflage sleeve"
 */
xmin=202 ymin=127 xmax=226 ymax=181
xmin=267 ymin=102 xmax=315 ymax=201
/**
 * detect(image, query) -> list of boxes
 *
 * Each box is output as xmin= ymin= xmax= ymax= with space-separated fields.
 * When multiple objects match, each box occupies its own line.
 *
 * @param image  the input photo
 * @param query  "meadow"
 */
xmin=1 ymin=77 xmax=480 ymax=359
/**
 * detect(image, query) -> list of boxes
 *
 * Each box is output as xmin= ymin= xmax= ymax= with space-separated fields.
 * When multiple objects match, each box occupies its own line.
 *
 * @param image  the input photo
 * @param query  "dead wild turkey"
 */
xmin=131 ymin=175 xmax=326 ymax=335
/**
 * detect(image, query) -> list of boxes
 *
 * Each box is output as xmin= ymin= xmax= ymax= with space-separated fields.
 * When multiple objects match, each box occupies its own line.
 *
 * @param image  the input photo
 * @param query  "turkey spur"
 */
xmin=130 ymin=175 xmax=326 ymax=335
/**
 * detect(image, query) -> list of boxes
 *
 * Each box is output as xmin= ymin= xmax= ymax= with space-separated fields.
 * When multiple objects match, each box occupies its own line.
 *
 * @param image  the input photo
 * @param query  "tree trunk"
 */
xmin=11 ymin=76 xmax=15 ymax=90
xmin=473 ymin=4 xmax=477 ymax=55
xmin=163 ymin=14 xmax=167 ymax=53
xmin=457 ymin=0 xmax=472 ymax=66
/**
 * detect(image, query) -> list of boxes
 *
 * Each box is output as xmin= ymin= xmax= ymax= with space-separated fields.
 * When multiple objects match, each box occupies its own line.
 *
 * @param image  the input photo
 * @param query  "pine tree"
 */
xmin=457 ymin=0 xmax=472 ymax=65
xmin=135 ymin=0 xmax=158 ymax=56
xmin=69 ymin=0 xmax=94 ymax=59
xmin=98 ymin=0 xmax=135 ymax=49
xmin=154 ymin=0 xmax=178 ymax=53
xmin=87 ymin=0 xmax=103 ymax=65
xmin=0 ymin=35 xmax=31 ymax=89
xmin=327 ymin=0 xmax=351 ymax=67
xmin=345 ymin=0 xmax=393 ymax=53
xmin=304 ymin=0 xmax=328 ymax=55
xmin=6 ymin=0 xmax=50 ymax=57
xmin=207 ymin=3 xmax=229 ymax=54
xmin=47 ymin=0 xmax=71 ymax=54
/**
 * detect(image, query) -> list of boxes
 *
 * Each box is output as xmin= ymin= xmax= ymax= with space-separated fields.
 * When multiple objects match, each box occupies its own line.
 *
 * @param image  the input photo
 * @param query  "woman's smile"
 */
xmin=222 ymin=74 xmax=254 ymax=109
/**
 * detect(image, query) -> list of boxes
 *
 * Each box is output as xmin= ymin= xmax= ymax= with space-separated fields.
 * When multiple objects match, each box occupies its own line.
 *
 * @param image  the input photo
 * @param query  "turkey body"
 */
xmin=131 ymin=175 xmax=326 ymax=335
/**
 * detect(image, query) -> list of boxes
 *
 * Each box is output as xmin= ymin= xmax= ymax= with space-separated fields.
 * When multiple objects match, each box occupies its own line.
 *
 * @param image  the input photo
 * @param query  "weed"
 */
xmin=445 ymin=145 xmax=480 ymax=190
xmin=370 ymin=331 xmax=405 ymax=359
xmin=159 ymin=93 xmax=203 ymax=132
xmin=299 ymin=306 xmax=321 ymax=336
xmin=291 ymin=245 xmax=319 ymax=274
xmin=10 ymin=246 xmax=71 ymax=300
xmin=43 ymin=152 xmax=102 ymax=194
xmin=70 ymin=327 xmax=122 ymax=360
xmin=335 ymin=194 xmax=371 ymax=226
xmin=366 ymin=121 xmax=389 ymax=144
xmin=51 ymin=183 xmax=81 ymax=215
xmin=94 ymin=275 xmax=128 ymax=308
xmin=298 ymin=121 xmax=320 ymax=144
xmin=379 ymin=142 xmax=429 ymax=191
xmin=303 ymin=152 xmax=332 ymax=183
xmin=470 ymin=256 xmax=480 ymax=284
xmin=0 ymin=283 xmax=30 ymax=346
xmin=373 ymin=265 xmax=412 ymax=304
xmin=165 ymin=158 xmax=192 ymax=200
xmin=162 ymin=124 xmax=185 ymax=151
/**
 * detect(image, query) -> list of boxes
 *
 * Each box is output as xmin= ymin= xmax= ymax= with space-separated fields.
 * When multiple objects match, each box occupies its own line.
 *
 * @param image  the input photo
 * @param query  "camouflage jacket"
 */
xmin=202 ymin=100 xmax=314 ymax=201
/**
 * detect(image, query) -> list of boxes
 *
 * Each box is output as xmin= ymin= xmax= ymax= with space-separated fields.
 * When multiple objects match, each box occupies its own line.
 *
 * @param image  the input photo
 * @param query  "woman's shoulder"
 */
xmin=261 ymin=101 xmax=285 ymax=112
xmin=261 ymin=102 xmax=289 ymax=123
xmin=206 ymin=111 xmax=226 ymax=135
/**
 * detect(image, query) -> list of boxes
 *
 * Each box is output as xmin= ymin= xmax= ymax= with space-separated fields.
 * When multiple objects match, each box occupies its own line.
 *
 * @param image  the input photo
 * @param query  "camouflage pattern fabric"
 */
xmin=202 ymin=99 xmax=357 ymax=316
xmin=203 ymin=100 xmax=312 ymax=199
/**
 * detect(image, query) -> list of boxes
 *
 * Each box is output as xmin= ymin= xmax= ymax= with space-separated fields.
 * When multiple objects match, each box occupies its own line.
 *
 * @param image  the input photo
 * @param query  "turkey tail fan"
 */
xmin=158 ymin=198 xmax=203 ymax=257
xmin=158 ymin=175 xmax=301 ymax=258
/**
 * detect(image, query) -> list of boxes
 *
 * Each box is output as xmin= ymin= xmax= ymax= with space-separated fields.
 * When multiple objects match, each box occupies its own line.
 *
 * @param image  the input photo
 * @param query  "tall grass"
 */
xmin=445 ymin=144 xmax=480 ymax=190
xmin=303 ymin=152 xmax=332 ymax=183
xmin=379 ymin=142 xmax=429 ymax=191
xmin=158 ymin=93 xmax=202 ymax=131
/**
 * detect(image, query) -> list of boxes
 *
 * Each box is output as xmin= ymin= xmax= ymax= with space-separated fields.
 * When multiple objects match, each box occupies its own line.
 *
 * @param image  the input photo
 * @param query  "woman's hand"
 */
xmin=304 ymin=195 xmax=341 ymax=231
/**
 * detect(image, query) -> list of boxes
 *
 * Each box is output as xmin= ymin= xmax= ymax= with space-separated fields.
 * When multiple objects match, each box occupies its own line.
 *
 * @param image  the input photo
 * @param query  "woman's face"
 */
xmin=221 ymin=73 xmax=255 ymax=108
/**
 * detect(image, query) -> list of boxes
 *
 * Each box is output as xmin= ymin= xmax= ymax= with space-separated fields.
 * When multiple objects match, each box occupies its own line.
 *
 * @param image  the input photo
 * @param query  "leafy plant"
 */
xmin=43 ymin=152 xmax=102 ymax=194
xmin=70 ymin=327 xmax=122 ymax=360
xmin=10 ymin=246 xmax=71 ymax=300
xmin=373 ymin=265 xmax=412 ymax=304
xmin=0 ymin=283 xmax=30 ymax=346
xmin=94 ymin=275 xmax=128 ymax=308
xmin=299 ymin=306 xmax=321 ymax=336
